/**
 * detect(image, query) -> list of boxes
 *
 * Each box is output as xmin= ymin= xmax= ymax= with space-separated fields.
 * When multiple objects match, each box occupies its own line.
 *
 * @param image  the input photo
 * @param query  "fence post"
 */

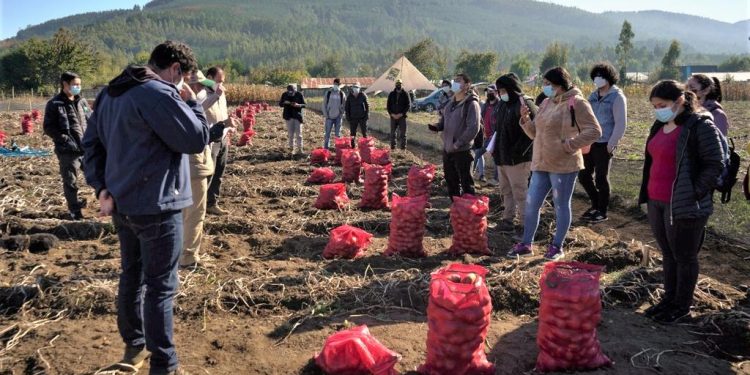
xmin=11 ymin=86 xmax=14 ymax=99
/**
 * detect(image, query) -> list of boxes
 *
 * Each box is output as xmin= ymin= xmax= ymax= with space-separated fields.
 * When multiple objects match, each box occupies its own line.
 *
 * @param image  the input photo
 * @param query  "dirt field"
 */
xmin=1 ymin=108 xmax=748 ymax=375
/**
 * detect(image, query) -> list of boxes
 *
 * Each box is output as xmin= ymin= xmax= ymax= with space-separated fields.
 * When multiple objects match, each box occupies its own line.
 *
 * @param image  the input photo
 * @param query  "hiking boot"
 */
xmin=206 ymin=205 xmax=228 ymax=216
xmin=652 ymin=306 xmax=691 ymax=324
xmin=122 ymin=344 xmax=150 ymax=369
xmin=580 ymin=207 xmax=597 ymax=221
xmin=543 ymin=245 xmax=564 ymax=261
xmin=497 ymin=220 xmax=515 ymax=232
xmin=506 ymin=243 xmax=532 ymax=258
xmin=587 ymin=210 xmax=608 ymax=223
xmin=643 ymin=299 xmax=673 ymax=318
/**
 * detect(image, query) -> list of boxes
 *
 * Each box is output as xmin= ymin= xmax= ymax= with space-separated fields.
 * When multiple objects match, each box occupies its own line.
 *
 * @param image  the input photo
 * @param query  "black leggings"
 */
xmin=443 ymin=150 xmax=475 ymax=199
xmin=647 ymin=200 xmax=708 ymax=310
xmin=578 ymin=142 xmax=612 ymax=214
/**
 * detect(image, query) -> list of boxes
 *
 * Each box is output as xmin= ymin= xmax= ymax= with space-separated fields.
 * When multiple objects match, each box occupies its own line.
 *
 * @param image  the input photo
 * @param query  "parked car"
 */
xmin=413 ymin=88 xmax=445 ymax=113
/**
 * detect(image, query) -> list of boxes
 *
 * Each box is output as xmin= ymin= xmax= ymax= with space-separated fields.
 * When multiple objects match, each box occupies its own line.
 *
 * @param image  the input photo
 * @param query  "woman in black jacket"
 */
xmin=639 ymin=80 xmax=724 ymax=323
xmin=43 ymin=71 xmax=91 ymax=220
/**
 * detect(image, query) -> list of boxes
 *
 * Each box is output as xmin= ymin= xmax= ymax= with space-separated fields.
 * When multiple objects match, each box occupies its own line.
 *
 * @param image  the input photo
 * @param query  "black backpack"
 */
xmin=716 ymin=137 xmax=741 ymax=203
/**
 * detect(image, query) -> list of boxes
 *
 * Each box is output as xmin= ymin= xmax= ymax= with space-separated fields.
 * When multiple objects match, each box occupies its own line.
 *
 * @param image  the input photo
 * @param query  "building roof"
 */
xmin=300 ymin=77 xmax=375 ymax=89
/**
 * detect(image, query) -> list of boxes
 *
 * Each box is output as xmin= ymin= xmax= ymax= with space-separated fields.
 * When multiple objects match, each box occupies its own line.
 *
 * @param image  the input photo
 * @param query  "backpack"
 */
xmin=716 ymin=137 xmax=741 ymax=203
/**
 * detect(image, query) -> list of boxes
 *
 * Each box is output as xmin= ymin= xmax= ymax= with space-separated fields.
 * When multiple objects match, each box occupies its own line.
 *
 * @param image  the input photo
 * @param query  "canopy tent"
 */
xmin=365 ymin=56 xmax=437 ymax=94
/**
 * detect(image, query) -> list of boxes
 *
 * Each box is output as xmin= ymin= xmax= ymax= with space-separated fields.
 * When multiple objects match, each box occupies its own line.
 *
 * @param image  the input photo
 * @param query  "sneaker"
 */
xmin=652 ymin=306 xmax=691 ymax=324
xmin=497 ymin=220 xmax=515 ymax=232
xmin=587 ymin=210 xmax=608 ymax=223
xmin=206 ymin=205 xmax=228 ymax=216
xmin=580 ymin=207 xmax=597 ymax=221
xmin=643 ymin=299 xmax=673 ymax=318
xmin=543 ymin=245 xmax=564 ymax=261
xmin=506 ymin=243 xmax=532 ymax=258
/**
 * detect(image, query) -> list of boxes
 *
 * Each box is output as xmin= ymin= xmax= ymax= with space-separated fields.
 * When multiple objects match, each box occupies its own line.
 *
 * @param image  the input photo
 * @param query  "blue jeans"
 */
xmin=114 ymin=211 xmax=182 ymax=372
xmin=324 ymin=116 xmax=342 ymax=148
xmin=522 ymin=171 xmax=578 ymax=248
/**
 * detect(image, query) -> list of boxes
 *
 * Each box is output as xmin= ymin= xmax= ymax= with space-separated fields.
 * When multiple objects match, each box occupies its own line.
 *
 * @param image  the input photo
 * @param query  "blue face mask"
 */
xmin=70 ymin=85 xmax=81 ymax=95
xmin=500 ymin=94 xmax=509 ymax=102
xmin=655 ymin=107 xmax=675 ymax=123
xmin=542 ymin=85 xmax=555 ymax=98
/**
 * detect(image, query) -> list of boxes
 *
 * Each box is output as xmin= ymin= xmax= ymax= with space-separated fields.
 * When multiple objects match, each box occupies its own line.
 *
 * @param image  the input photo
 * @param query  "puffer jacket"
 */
xmin=493 ymin=94 xmax=536 ymax=166
xmin=43 ymin=92 xmax=91 ymax=154
xmin=639 ymin=112 xmax=725 ymax=220
xmin=520 ymin=87 xmax=602 ymax=173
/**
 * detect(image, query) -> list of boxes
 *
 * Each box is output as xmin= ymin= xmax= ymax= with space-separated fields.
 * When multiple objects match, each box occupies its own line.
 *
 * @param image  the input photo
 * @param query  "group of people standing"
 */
xmin=430 ymin=63 xmax=730 ymax=324
xmin=42 ymin=41 xmax=238 ymax=374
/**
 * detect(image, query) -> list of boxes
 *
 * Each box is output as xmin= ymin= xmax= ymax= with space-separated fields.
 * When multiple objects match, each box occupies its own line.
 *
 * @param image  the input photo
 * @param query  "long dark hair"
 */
xmin=649 ymin=80 xmax=700 ymax=115
xmin=60 ymin=71 xmax=79 ymax=91
xmin=543 ymin=67 xmax=573 ymax=91
xmin=691 ymin=74 xmax=722 ymax=103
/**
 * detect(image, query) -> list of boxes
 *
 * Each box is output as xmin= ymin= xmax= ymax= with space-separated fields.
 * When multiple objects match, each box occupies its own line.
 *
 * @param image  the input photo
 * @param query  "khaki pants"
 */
xmin=498 ymin=162 xmax=531 ymax=222
xmin=180 ymin=177 xmax=208 ymax=266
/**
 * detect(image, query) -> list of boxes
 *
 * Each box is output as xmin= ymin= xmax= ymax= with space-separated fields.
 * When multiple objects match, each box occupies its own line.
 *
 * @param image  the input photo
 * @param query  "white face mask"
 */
xmin=351 ymin=88 xmax=360 ymax=94
xmin=175 ymin=77 xmax=185 ymax=91
xmin=451 ymin=81 xmax=462 ymax=92
xmin=593 ymin=76 xmax=608 ymax=89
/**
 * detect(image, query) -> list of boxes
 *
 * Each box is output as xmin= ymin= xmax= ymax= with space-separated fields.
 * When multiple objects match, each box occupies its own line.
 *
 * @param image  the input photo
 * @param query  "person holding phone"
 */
xmin=279 ymin=84 xmax=306 ymax=154
xmin=507 ymin=67 xmax=601 ymax=260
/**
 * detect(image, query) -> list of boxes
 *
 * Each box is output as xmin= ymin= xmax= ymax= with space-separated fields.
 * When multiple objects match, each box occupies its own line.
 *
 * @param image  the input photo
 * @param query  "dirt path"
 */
xmin=1 ymin=109 xmax=748 ymax=375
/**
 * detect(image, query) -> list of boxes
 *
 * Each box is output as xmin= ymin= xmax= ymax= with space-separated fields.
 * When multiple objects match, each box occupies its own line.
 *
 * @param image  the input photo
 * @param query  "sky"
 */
xmin=0 ymin=0 xmax=748 ymax=39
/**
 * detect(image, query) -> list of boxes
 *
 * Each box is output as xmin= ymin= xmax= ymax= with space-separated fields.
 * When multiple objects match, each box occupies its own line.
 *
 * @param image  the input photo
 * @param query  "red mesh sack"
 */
xmin=314 ymin=183 xmax=349 ymax=210
xmin=21 ymin=114 xmax=33 ymax=134
xmin=536 ymin=262 xmax=611 ymax=372
xmin=322 ymin=225 xmax=373 ymax=259
xmin=358 ymin=163 xmax=389 ymax=209
xmin=310 ymin=148 xmax=331 ymax=165
xmin=370 ymin=149 xmax=391 ymax=165
xmin=314 ymin=325 xmax=401 ymax=375
xmin=385 ymin=194 xmax=428 ymax=257
xmin=237 ymin=129 xmax=255 ymax=146
xmin=242 ymin=116 xmax=255 ymax=132
xmin=31 ymin=109 xmax=41 ymax=121
xmin=334 ymin=137 xmax=353 ymax=166
xmin=0 ymin=130 xmax=6 ymax=147
xmin=449 ymin=194 xmax=490 ymax=256
xmin=234 ymin=107 xmax=244 ymax=118
xmin=307 ymin=168 xmax=336 ymax=184
xmin=358 ymin=137 xmax=376 ymax=163
xmin=418 ymin=264 xmax=495 ymax=375
xmin=341 ymin=149 xmax=363 ymax=184
xmin=407 ymin=164 xmax=436 ymax=198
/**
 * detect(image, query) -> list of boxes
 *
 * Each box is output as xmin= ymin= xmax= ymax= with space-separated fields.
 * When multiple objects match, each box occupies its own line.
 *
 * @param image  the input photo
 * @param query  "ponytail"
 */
xmin=708 ymin=77 xmax=723 ymax=103
xmin=683 ymin=90 xmax=699 ymax=114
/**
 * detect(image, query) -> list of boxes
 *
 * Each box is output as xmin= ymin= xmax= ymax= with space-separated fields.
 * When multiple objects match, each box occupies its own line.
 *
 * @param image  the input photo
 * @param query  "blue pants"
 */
xmin=472 ymin=139 xmax=498 ymax=180
xmin=324 ymin=116 xmax=342 ymax=148
xmin=114 ymin=211 xmax=182 ymax=372
xmin=522 ymin=171 xmax=578 ymax=248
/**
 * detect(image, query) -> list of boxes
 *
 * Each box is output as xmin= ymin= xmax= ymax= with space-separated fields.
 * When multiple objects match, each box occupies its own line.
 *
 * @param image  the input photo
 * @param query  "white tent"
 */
xmin=365 ymin=56 xmax=437 ymax=94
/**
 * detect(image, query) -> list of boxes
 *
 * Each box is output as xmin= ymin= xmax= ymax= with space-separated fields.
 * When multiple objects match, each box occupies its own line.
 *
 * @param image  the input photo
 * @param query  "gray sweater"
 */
xmin=430 ymin=93 xmax=481 ymax=153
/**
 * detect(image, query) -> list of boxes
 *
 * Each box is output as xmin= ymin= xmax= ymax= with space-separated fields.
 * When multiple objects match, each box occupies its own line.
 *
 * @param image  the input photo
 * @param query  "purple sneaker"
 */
xmin=544 ymin=245 xmax=564 ymax=260
xmin=506 ymin=243 xmax=532 ymax=258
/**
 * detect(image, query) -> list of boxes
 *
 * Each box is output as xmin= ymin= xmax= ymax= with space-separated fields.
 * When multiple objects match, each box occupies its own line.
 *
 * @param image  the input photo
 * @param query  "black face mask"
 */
xmin=395 ymin=85 xmax=402 ymax=91
xmin=487 ymin=93 xmax=496 ymax=101
xmin=287 ymin=90 xmax=294 ymax=96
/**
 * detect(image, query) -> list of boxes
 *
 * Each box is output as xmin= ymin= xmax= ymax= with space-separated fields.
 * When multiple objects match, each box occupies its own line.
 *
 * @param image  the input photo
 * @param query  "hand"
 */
xmin=293 ymin=103 xmax=301 ymax=108
xmin=520 ymin=102 xmax=531 ymax=124
xmin=180 ymin=84 xmax=197 ymax=102
xmin=98 ymin=189 xmax=115 ymax=217
xmin=229 ymin=117 xmax=241 ymax=130
xmin=214 ymin=83 xmax=225 ymax=96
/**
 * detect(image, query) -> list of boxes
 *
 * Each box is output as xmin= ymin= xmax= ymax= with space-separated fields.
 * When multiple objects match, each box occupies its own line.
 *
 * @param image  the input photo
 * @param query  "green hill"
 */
xmin=4 ymin=0 xmax=749 ymax=76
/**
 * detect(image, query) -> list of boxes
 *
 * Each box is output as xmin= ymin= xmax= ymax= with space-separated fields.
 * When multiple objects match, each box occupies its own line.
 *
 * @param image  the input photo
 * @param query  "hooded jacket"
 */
xmin=492 ymin=94 xmax=537 ymax=166
xmin=43 ymin=92 xmax=91 ymax=154
xmin=702 ymin=100 xmax=729 ymax=136
xmin=588 ymin=85 xmax=627 ymax=148
xmin=430 ymin=91 xmax=481 ymax=153
xmin=387 ymin=89 xmax=411 ymax=117
xmin=520 ymin=87 xmax=602 ymax=173
xmin=82 ymin=65 xmax=210 ymax=216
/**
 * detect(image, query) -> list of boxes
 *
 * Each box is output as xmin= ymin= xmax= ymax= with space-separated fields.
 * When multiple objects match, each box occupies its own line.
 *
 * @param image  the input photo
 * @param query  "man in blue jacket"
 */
xmin=82 ymin=41 xmax=209 ymax=375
